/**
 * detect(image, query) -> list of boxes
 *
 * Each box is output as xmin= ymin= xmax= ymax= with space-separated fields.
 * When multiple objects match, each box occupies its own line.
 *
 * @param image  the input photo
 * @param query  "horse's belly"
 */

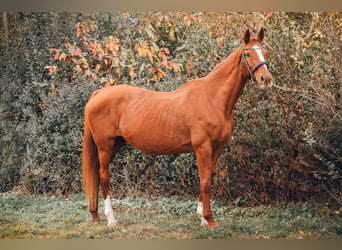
xmin=117 ymin=91 xmax=193 ymax=154
xmin=123 ymin=133 xmax=193 ymax=155
xmin=119 ymin=117 xmax=193 ymax=154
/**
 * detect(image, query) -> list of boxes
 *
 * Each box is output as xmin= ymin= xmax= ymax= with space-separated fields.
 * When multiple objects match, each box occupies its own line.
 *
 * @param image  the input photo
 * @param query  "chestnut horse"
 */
xmin=82 ymin=28 xmax=273 ymax=228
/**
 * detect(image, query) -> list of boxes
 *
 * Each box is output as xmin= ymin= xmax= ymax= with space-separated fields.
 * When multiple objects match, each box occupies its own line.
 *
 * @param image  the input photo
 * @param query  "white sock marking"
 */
xmin=104 ymin=196 xmax=117 ymax=226
xmin=196 ymin=202 xmax=208 ymax=227
xmin=252 ymin=45 xmax=268 ymax=70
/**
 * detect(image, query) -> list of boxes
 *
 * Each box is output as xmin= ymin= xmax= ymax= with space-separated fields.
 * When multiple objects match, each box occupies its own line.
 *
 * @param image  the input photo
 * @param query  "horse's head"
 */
xmin=242 ymin=28 xmax=273 ymax=89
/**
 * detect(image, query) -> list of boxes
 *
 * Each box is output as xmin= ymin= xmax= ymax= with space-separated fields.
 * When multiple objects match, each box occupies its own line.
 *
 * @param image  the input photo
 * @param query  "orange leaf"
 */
xmin=75 ymin=65 xmax=82 ymax=73
xmin=138 ymin=25 xmax=143 ymax=33
xmin=129 ymin=66 xmax=137 ymax=80
xmin=172 ymin=62 xmax=180 ymax=73
xmin=148 ymin=52 xmax=153 ymax=64
xmin=59 ymin=53 xmax=66 ymax=61
xmin=54 ymin=51 xmax=60 ymax=60
xmin=72 ymin=47 xmax=82 ymax=57
xmin=109 ymin=41 xmax=114 ymax=51
xmin=95 ymin=64 xmax=101 ymax=72
xmin=139 ymin=47 xmax=147 ymax=57
xmin=184 ymin=15 xmax=191 ymax=27
xmin=150 ymin=46 xmax=155 ymax=56
xmin=150 ymin=68 xmax=157 ymax=73
xmin=45 ymin=66 xmax=57 ymax=75
xmin=83 ymin=61 xmax=89 ymax=69
xmin=164 ymin=48 xmax=170 ymax=55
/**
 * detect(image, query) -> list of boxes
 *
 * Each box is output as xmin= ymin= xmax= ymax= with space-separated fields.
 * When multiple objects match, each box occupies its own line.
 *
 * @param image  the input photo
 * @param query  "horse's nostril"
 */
xmin=261 ymin=75 xmax=265 ymax=83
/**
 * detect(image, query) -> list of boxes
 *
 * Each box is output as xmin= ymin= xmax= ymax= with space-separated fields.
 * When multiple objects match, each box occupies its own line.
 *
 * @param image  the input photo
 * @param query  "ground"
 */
xmin=0 ymin=192 xmax=341 ymax=239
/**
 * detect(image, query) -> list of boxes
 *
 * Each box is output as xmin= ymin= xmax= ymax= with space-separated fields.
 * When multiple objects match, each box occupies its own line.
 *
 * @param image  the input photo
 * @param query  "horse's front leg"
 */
xmin=194 ymin=141 xmax=219 ymax=228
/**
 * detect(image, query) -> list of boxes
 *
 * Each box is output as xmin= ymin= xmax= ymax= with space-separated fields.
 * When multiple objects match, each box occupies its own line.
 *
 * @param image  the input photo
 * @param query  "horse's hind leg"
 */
xmin=194 ymin=141 xmax=220 ymax=228
xmin=98 ymin=137 xmax=125 ymax=227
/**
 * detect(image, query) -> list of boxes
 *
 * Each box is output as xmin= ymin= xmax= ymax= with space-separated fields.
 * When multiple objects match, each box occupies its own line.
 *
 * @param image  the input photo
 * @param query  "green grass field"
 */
xmin=0 ymin=192 xmax=341 ymax=239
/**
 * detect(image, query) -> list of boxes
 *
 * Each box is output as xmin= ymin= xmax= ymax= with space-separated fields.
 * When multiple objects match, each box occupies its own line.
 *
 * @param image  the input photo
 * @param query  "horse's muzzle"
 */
xmin=258 ymin=72 xmax=273 ymax=89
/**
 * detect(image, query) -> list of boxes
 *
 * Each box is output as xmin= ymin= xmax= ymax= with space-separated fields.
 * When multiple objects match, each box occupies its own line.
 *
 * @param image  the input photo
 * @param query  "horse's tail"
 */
xmin=82 ymin=110 xmax=99 ymax=215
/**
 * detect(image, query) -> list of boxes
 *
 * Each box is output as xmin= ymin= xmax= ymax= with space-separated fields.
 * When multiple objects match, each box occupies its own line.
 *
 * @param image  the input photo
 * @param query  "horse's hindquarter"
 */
xmin=117 ymin=86 xmax=194 ymax=154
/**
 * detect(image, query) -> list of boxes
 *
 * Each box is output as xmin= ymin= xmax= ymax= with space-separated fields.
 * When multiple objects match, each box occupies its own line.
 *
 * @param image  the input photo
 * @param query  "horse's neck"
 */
xmin=204 ymin=47 xmax=247 ymax=118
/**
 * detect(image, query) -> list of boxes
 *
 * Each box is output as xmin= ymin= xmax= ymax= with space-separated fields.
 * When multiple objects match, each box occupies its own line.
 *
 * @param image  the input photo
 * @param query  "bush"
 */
xmin=19 ymin=81 xmax=98 ymax=195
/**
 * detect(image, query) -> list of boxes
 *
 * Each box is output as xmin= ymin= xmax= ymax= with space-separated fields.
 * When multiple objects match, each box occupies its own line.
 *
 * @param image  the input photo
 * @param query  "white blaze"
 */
xmin=104 ymin=196 xmax=117 ymax=226
xmin=252 ymin=45 xmax=268 ymax=70
xmin=196 ymin=202 xmax=208 ymax=227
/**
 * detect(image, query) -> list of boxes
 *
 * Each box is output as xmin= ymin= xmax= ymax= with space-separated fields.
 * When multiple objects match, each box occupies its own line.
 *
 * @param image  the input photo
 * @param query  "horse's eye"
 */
xmin=246 ymin=53 xmax=251 ymax=57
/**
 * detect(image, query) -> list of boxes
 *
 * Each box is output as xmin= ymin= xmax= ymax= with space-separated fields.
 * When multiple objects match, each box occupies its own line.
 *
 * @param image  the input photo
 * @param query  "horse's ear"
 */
xmin=257 ymin=27 xmax=265 ymax=42
xmin=244 ymin=28 xmax=250 ymax=44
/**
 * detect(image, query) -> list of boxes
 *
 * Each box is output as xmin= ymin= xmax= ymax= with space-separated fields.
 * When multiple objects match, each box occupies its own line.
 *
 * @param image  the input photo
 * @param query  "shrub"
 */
xmin=18 ymin=81 xmax=98 ymax=195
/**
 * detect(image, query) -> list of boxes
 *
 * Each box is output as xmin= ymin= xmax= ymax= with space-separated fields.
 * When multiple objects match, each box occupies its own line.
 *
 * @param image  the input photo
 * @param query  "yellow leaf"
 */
xmin=299 ymin=230 xmax=305 ymax=235
xmin=95 ymin=64 xmax=101 ymax=72
xmin=83 ymin=61 xmax=89 ymax=68
xmin=172 ymin=62 xmax=180 ymax=73
xmin=139 ymin=47 xmax=147 ymax=57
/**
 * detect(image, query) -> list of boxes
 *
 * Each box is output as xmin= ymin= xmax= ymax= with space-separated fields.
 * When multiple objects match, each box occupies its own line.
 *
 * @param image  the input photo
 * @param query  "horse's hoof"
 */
xmin=91 ymin=214 xmax=101 ymax=222
xmin=107 ymin=222 xmax=118 ymax=228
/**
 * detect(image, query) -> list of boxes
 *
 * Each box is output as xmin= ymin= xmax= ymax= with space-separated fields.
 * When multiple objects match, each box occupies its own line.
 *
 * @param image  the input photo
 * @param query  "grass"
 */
xmin=0 ymin=192 xmax=341 ymax=239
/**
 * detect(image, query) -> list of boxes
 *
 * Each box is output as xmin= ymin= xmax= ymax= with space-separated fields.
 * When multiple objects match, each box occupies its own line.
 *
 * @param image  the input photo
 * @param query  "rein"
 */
xmin=242 ymin=47 xmax=268 ymax=81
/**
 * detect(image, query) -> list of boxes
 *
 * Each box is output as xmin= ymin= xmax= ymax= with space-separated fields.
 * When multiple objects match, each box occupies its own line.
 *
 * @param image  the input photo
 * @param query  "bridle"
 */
xmin=242 ymin=47 xmax=268 ymax=81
